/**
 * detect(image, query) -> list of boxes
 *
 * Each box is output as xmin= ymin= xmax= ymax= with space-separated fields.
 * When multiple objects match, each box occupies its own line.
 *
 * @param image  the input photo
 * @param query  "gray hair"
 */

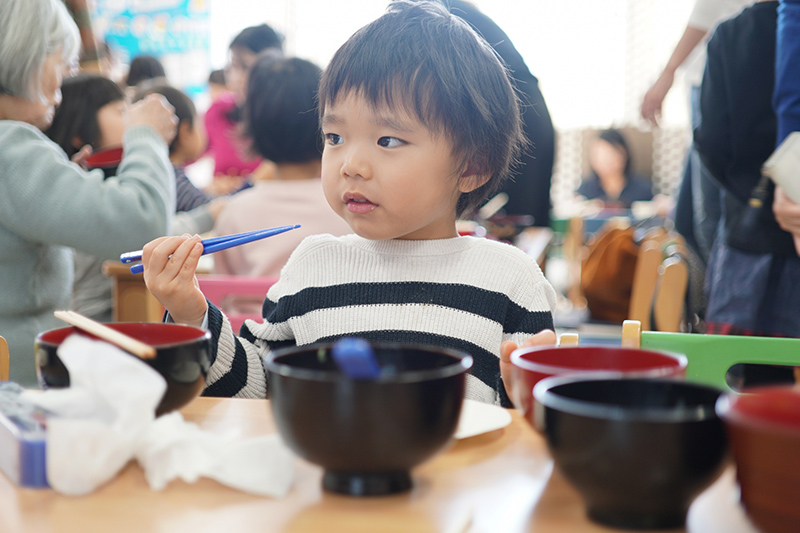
xmin=0 ymin=0 xmax=80 ymax=101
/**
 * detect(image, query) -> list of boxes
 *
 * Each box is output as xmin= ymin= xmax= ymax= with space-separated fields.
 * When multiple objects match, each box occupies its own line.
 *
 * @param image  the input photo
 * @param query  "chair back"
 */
xmin=628 ymin=231 xmax=688 ymax=332
xmin=196 ymin=275 xmax=278 ymax=333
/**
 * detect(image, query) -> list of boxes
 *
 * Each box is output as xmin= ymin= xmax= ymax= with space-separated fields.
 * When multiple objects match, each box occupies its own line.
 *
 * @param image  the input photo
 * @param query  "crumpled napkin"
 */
xmin=21 ymin=334 xmax=294 ymax=497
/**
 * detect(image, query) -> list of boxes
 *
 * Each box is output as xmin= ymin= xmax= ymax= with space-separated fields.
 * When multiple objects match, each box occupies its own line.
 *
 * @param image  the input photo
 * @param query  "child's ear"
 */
xmin=458 ymin=162 xmax=491 ymax=193
xmin=71 ymin=136 xmax=85 ymax=150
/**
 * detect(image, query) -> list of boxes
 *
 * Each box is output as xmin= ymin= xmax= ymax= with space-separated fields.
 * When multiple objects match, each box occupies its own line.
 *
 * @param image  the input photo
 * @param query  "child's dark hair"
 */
xmin=244 ymin=54 xmax=322 ymax=164
xmin=317 ymin=0 xmax=524 ymax=216
xmin=44 ymin=73 xmax=125 ymax=159
xmin=125 ymin=55 xmax=166 ymax=87
xmin=133 ymin=84 xmax=196 ymax=155
xmin=230 ymin=23 xmax=284 ymax=54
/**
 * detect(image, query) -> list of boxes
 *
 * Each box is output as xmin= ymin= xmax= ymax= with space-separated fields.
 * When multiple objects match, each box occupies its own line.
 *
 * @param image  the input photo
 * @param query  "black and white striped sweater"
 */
xmin=203 ymin=234 xmax=556 ymax=406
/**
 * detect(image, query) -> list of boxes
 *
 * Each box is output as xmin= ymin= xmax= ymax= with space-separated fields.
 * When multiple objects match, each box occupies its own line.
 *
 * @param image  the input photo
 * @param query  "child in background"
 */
xmin=45 ymin=74 xmax=225 ymax=321
xmin=140 ymin=0 xmax=557 ymax=406
xmin=207 ymin=69 xmax=227 ymax=103
xmin=203 ymin=24 xmax=284 ymax=194
xmin=213 ymin=54 xmax=351 ymax=279
xmin=133 ymin=84 xmax=228 ymax=220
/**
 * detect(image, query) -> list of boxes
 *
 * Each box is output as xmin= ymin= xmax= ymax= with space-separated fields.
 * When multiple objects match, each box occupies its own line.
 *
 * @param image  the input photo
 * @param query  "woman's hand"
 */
xmin=774 ymin=186 xmax=800 ymax=235
xmin=500 ymin=329 xmax=558 ymax=399
xmin=142 ymin=234 xmax=208 ymax=327
xmin=773 ymin=186 xmax=800 ymax=256
xmin=70 ymin=144 xmax=93 ymax=167
xmin=126 ymin=93 xmax=179 ymax=145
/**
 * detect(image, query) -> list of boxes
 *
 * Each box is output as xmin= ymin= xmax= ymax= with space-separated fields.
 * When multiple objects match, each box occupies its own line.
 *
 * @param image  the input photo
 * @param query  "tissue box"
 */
xmin=0 ymin=383 xmax=48 ymax=488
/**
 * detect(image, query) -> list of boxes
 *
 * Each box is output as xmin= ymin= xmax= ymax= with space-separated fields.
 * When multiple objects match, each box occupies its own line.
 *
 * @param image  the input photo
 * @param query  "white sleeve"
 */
xmin=687 ymin=0 xmax=752 ymax=31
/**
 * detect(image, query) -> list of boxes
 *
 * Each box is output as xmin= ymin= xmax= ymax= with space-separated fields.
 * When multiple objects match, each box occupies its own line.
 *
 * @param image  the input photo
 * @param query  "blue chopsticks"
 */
xmin=121 ymin=224 xmax=301 ymax=275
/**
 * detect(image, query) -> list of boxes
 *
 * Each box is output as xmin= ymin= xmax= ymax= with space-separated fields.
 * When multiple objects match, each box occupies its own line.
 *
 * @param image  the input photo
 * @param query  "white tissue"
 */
xmin=21 ymin=334 xmax=293 ymax=497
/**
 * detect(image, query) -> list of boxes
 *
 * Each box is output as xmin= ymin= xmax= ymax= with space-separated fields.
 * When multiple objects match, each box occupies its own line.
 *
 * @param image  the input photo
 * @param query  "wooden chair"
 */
xmin=621 ymin=320 xmax=800 ymax=392
xmin=0 ymin=336 xmax=8 ymax=381
xmin=628 ymin=230 xmax=688 ymax=332
xmin=103 ymin=261 xmax=164 ymax=322
xmin=196 ymin=275 xmax=278 ymax=332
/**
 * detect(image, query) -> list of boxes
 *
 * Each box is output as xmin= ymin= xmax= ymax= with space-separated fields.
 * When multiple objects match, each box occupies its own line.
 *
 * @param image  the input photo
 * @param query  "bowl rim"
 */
xmin=36 ymin=322 xmax=211 ymax=350
xmin=716 ymin=387 xmax=800 ymax=437
xmin=533 ymin=374 xmax=723 ymax=423
xmin=510 ymin=344 xmax=688 ymax=376
xmin=265 ymin=341 xmax=473 ymax=383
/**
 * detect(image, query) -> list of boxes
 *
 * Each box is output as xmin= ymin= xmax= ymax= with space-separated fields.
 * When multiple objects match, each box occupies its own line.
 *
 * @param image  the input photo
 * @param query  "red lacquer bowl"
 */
xmin=509 ymin=345 xmax=687 ymax=425
xmin=84 ymin=146 xmax=123 ymax=169
xmin=35 ymin=322 xmax=211 ymax=416
xmin=717 ymin=386 xmax=800 ymax=533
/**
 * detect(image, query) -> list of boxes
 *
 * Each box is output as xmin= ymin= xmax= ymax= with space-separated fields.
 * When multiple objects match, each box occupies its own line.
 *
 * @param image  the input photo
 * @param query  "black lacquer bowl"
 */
xmin=534 ymin=375 xmax=728 ymax=529
xmin=36 ymin=322 xmax=211 ymax=416
xmin=264 ymin=342 xmax=472 ymax=497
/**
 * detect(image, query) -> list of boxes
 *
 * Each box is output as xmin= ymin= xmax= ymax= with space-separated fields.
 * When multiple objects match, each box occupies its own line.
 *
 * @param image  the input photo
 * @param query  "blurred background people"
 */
xmin=213 ymin=54 xmax=350 ymax=280
xmin=45 ymin=75 xmax=225 ymax=323
xmin=642 ymin=0 xmax=754 ymax=265
xmin=0 ymin=0 xmax=177 ymax=385
xmin=576 ymin=129 xmax=653 ymax=208
xmin=207 ymin=68 xmax=227 ymax=102
xmin=203 ymin=24 xmax=284 ymax=194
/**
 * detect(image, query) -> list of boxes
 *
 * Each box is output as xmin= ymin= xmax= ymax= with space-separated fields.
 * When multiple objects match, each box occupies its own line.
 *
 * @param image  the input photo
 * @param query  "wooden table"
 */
xmin=0 ymin=398 xmax=758 ymax=533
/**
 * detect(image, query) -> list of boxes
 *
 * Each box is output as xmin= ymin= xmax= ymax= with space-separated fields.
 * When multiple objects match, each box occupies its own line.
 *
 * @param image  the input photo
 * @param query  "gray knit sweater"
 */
xmin=0 ymin=121 xmax=174 ymax=386
xmin=203 ymin=234 xmax=557 ymax=406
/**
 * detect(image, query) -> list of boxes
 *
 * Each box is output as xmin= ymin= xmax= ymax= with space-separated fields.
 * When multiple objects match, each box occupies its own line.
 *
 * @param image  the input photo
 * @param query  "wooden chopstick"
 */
xmin=53 ymin=310 xmax=157 ymax=359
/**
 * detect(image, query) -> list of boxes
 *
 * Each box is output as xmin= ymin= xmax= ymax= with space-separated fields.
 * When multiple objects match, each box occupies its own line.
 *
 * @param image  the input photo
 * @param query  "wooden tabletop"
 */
xmin=0 ymin=397 xmax=759 ymax=533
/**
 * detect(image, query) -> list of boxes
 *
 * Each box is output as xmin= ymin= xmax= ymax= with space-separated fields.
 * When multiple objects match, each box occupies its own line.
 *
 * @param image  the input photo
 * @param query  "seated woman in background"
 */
xmin=0 ymin=0 xmax=176 ymax=386
xmin=577 ymin=128 xmax=654 ymax=208
xmin=213 ymin=54 xmax=351 ymax=279
xmin=45 ymin=74 xmax=226 ymax=322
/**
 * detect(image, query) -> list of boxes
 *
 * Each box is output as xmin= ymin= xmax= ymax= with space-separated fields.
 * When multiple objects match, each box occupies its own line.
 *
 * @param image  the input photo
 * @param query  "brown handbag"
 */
xmin=580 ymin=225 xmax=639 ymax=322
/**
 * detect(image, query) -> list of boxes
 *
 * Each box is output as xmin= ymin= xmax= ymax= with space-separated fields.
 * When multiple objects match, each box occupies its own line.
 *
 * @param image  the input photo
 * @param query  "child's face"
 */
xmin=321 ymin=92 xmax=466 ymax=241
xmin=96 ymin=99 xmax=127 ymax=149
xmin=180 ymin=119 xmax=208 ymax=163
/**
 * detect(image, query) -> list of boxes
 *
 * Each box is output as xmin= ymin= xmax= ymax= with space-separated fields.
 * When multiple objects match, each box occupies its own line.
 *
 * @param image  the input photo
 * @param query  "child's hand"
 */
xmin=141 ymin=234 xmax=208 ymax=327
xmin=500 ymin=329 xmax=557 ymax=400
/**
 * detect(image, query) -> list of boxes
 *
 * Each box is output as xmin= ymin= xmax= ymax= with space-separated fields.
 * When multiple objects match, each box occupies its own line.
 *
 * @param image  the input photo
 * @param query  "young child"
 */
xmin=45 ymin=74 xmax=224 ymax=321
xmin=213 ymin=54 xmax=351 ymax=279
xmin=141 ymin=0 xmax=557 ymax=406
xmin=133 ymin=84 xmax=228 ymax=218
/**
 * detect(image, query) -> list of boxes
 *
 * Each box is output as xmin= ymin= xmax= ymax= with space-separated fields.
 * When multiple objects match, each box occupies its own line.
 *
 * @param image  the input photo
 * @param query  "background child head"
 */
xmin=243 ymin=53 xmax=322 ymax=165
xmin=208 ymin=68 xmax=227 ymax=102
xmin=226 ymin=23 xmax=284 ymax=102
xmin=134 ymin=84 xmax=206 ymax=164
xmin=125 ymin=54 xmax=166 ymax=88
xmin=44 ymin=73 xmax=126 ymax=159
xmin=317 ymin=0 xmax=524 ymax=217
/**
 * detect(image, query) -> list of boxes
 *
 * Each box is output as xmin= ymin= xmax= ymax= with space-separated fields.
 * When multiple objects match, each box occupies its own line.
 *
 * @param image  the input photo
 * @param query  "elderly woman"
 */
xmin=0 ymin=0 xmax=178 ymax=386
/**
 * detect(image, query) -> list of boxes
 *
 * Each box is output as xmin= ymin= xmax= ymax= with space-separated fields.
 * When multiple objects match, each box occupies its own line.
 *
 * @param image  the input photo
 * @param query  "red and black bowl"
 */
xmin=35 ymin=322 xmax=211 ymax=416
